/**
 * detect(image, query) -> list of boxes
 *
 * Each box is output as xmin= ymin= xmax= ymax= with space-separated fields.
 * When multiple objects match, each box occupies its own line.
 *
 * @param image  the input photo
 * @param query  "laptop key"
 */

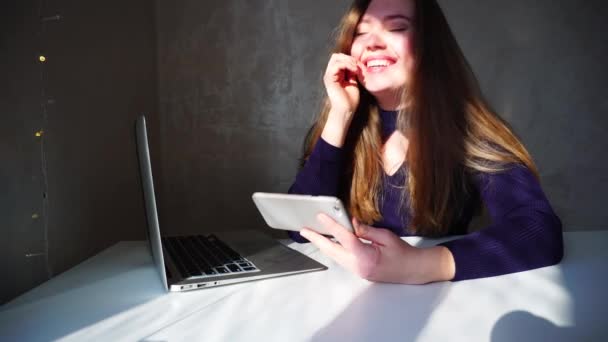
xmin=163 ymin=238 xmax=191 ymax=277
xmin=243 ymin=267 xmax=256 ymax=271
xmin=175 ymin=237 xmax=203 ymax=276
xmin=215 ymin=266 xmax=229 ymax=274
xmin=195 ymin=236 xmax=226 ymax=266
xmin=226 ymin=264 xmax=241 ymax=272
xmin=181 ymin=237 xmax=212 ymax=271
xmin=211 ymin=235 xmax=242 ymax=260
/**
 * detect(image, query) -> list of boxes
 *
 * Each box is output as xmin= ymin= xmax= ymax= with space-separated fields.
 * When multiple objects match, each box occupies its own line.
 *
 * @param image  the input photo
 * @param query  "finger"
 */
xmin=341 ymin=57 xmax=359 ymax=73
xmin=328 ymin=55 xmax=358 ymax=73
xmin=300 ymin=228 xmax=350 ymax=261
xmin=346 ymin=60 xmax=364 ymax=83
xmin=351 ymin=218 xmax=374 ymax=244
xmin=345 ymin=76 xmax=359 ymax=87
xmin=331 ymin=53 xmax=358 ymax=65
xmin=345 ymin=69 xmax=359 ymax=84
xmin=353 ymin=218 xmax=391 ymax=246
xmin=356 ymin=61 xmax=365 ymax=73
xmin=317 ymin=213 xmax=361 ymax=251
xmin=326 ymin=63 xmax=358 ymax=82
xmin=352 ymin=217 xmax=365 ymax=236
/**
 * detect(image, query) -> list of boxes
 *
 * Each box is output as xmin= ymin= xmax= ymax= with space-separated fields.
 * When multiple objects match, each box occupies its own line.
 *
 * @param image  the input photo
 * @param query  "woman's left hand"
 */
xmin=300 ymin=214 xmax=455 ymax=284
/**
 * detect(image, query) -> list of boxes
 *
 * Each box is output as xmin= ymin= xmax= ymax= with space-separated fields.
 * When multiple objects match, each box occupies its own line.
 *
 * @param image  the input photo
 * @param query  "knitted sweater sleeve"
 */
xmin=440 ymin=165 xmax=564 ymax=281
xmin=287 ymin=138 xmax=345 ymax=242
xmin=288 ymin=138 xmax=345 ymax=196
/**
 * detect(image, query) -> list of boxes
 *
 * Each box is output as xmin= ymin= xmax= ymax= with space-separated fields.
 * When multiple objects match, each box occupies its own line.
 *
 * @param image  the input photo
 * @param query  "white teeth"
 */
xmin=367 ymin=59 xmax=391 ymax=68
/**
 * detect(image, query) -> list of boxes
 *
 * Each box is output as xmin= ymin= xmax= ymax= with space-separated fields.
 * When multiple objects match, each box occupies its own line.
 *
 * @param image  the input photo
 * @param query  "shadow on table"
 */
xmin=311 ymin=281 xmax=450 ymax=342
xmin=492 ymin=311 xmax=578 ymax=342
xmin=3 ymin=242 xmax=161 ymax=310
xmin=0 ymin=242 xmax=166 ymax=341
xmin=491 ymin=233 xmax=608 ymax=341
xmin=310 ymin=237 xmax=454 ymax=341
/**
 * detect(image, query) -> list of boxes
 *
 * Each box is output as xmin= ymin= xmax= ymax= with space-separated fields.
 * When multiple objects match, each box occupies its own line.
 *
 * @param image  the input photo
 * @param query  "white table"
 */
xmin=1 ymin=231 xmax=607 ymax=342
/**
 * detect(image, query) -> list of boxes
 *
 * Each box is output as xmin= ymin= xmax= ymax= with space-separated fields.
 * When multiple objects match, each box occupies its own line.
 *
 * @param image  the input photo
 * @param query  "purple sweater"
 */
xmin=288 ymin=109 xmax=564 ymax=281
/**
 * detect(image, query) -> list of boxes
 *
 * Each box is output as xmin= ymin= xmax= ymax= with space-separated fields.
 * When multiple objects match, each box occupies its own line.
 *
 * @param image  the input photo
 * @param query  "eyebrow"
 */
xmin=385 ymin=14 xmax=412 ymax=22
xmin=359 ymin=14 xmax=412 ymax=24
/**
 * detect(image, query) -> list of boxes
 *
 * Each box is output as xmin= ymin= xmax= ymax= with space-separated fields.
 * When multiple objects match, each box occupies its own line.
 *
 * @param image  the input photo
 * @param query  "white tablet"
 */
xmin=252 ymin=192 xmax=354 ymax=235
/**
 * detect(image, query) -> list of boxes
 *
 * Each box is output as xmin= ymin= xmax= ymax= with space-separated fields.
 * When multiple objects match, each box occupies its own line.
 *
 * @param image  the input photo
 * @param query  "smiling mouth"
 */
xmin=364 ymin=58 xmax=396 ymax=73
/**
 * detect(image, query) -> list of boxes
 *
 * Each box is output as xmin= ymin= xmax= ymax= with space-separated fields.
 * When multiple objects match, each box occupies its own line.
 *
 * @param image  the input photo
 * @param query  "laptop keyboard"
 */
xmin=162 ymin=235 xmax=260 ymax=279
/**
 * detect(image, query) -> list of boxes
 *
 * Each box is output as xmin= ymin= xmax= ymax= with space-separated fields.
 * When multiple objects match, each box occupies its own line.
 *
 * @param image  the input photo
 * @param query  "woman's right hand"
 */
xmin=324 ymin=53 xmax=362 ymax=116
xmin=321 ymin=53 xmax=363 ymax=147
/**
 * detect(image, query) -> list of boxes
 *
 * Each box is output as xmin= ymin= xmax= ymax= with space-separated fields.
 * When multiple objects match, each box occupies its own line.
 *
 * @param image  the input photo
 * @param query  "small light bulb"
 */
xmin=32 ymin=213 xmax=39 ymax=219
xmin=35 ymin=130 xmax=44 ymax=137
xmin=39 ymin=55 xmax=46 ymax=62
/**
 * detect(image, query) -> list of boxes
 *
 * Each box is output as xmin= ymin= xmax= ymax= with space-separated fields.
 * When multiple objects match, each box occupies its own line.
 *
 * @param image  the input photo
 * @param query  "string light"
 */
xmin=25 ymin=253 xmax=44 ymax=258
xmin=35 ymin=10 xmax=62 ymax=279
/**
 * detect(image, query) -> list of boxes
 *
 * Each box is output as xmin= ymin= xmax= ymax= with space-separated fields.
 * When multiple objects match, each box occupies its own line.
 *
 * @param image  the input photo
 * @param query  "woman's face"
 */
xmin=350 ymin=0 xmax=415 ymax=108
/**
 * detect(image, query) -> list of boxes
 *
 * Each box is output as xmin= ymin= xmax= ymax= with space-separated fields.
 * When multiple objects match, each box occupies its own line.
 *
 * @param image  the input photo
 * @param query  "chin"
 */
xmin=361 ymin=77 xmax=405 ymax=94
xmin=364 ymin=84 xmax=400 ymax=97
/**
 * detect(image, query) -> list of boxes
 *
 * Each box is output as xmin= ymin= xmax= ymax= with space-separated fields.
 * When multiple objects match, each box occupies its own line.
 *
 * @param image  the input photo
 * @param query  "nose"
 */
xmin=363 ymin=30 xmax=386 ymax=51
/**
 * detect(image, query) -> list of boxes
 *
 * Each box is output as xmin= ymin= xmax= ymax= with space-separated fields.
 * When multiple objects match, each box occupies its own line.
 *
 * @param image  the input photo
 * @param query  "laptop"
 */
xmin=135 ymin=115 xmax=327 ymax=292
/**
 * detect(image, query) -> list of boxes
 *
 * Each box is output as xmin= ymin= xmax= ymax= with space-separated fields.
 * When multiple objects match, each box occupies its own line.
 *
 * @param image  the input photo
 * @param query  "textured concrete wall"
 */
xmin=156 ymin=0 xmax=607 ymax=235
xmin=1 ymin=0 xmax=157 ymax=304
xmin=41 ymin=0 xmax=158 ymax=277
xmin=0 ymin=0 xmax=50 ymax=306
xmin=155 ymin=0 xmax=353 ymax=235
xmin=439 ymin=0 xmax=608 ymax=229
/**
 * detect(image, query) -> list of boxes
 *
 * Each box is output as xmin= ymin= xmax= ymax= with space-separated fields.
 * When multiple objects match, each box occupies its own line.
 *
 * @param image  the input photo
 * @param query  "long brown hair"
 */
xmin=302 ymin=0 xmax=538 ymax=236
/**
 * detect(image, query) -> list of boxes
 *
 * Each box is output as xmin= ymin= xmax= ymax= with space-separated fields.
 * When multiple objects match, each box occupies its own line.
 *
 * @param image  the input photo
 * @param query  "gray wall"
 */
xmin=440 ymin=0 xmax=608 ymax=230
xmin=1 ymin=0 xmax=49 ymax=306
xmin=1 ymin=0 xmax=157 ymax=304
xmin=155 ymin=0 xmax=352 ymax=235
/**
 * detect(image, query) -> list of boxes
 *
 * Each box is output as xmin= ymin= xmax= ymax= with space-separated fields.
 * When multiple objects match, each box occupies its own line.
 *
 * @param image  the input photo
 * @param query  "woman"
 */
xmin=288 ymin=0 xmax=564 ymax=284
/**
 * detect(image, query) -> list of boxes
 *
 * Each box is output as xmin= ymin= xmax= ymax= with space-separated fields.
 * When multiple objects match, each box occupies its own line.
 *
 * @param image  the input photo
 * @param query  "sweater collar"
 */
xmin=380 ymin=108 xmax=398 ymax=140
